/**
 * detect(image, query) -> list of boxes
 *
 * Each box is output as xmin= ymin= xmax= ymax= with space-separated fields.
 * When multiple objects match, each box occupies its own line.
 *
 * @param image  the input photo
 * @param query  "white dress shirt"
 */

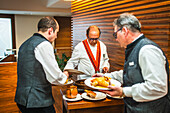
xmin=64 ymin=40 xmax=110 ymax=80
xmin=104 ymin=41 xmax=168 ymax=102
xmin=34 ymin=41 xmax=67 ymax=85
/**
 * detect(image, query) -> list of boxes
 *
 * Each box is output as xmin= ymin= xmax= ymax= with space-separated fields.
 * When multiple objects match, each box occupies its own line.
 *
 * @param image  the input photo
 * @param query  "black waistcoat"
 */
xmin=15 ymin=33 xmax=54 ymax=108
xmin=123 ymin=35 xmax=170 ymax=113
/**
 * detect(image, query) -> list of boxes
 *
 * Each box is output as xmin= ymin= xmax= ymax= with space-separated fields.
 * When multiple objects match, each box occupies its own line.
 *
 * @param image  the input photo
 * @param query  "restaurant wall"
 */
xmin=71 ymin=0 xmax=170 ymax=72
xmin=15 ymin=15 xmax=72 ymax=59
xmin=15 ymin=15 xmax=43 ymax=50
xmin=54 ymin=17 xmax=72 ymax=58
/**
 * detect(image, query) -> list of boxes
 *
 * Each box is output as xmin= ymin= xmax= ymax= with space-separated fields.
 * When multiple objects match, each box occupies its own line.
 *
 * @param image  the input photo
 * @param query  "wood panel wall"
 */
xmin=71 ymin=0 xmax=170 ymax=72
xmin=0 ymin=62 xmax=68 ymax=113
xmin=54 ymin=17 xmax=72 ymax=58
xmin=0 ymin=62 xmax=19 ymax=113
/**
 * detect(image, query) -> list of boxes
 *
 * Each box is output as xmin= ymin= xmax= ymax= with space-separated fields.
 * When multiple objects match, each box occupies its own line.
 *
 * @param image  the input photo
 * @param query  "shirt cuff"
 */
xmin=123 ymin=87 xmax=132 ymax=97
xmin=103 ymin=73 xmax=112 ymax=77
xmin=51 ymin=73 xmax=67 ymax=85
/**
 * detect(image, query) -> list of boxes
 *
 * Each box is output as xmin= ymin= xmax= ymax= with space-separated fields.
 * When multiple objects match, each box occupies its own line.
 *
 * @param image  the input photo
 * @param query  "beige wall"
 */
xmin=15 ymin=15 xmax=43 ymax=50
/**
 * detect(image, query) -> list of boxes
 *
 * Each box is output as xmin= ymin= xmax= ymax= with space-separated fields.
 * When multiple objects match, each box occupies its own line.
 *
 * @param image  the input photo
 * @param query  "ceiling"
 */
xmin=0 ymin=0 xmax=72 ymax=16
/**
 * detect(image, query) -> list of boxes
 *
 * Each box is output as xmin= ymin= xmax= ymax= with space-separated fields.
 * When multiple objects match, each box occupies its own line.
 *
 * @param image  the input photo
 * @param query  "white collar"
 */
xmin=132 ymin=33 xmax=143 ymax=42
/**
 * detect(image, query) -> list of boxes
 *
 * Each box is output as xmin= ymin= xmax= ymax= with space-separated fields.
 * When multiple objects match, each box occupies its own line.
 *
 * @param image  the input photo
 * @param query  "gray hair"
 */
xmin=113 ymin=13 xmax=141 ymax=32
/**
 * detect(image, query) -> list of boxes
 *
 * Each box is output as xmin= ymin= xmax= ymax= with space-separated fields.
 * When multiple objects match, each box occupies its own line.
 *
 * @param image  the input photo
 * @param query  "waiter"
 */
xmin=93 ymin=13 xmax=170 ymax=113
xmin=15 ymin=16 xmax=69 ymax=113
xmin=64 ymin=25 xmax=110 ymax=80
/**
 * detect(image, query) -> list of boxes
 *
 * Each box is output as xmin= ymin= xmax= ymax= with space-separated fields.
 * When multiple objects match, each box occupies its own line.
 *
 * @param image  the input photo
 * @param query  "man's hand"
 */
xmin=92 ymin=73 xmax=103 ymax=77
xmin=100 ymin=86 xmax=123 ymax=97
xmin=103 ymin=67 xmax=109 ymax=73
xmin=63 ymin=70 xmax=69 ymax=78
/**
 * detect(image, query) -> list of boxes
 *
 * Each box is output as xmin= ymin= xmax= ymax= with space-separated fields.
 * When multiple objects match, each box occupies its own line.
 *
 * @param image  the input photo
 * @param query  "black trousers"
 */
xmin=17 ymin=103 xmax=56 ymax=113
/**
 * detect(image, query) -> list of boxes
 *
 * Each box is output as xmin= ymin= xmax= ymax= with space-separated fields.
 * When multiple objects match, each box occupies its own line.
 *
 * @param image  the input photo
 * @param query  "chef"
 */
xmin=64 ymin=25 xmax=110 ymax=80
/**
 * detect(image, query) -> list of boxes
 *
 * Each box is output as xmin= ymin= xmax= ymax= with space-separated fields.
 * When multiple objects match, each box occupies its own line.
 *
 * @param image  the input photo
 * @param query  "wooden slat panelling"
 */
xmin=54 ymin=17 xmax=72 ymax=58
xmin=71 ymin=0 xmax=170 ymax=72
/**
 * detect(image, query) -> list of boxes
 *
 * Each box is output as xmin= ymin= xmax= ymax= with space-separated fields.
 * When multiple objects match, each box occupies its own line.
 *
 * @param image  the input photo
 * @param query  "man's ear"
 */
xmin=86 ymin=34 xmax=89 ymax=38
xmin=122 ymin=27 xmax=128 ymax=37
xmin=48 ymin=27 xmax=53 ymax=35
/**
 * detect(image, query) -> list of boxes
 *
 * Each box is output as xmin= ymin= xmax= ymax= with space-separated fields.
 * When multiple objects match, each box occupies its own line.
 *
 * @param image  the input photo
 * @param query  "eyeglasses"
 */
xmin=113 ymin=27 xmax=122 ymax=39
xmin=88 ymin=38 xmax=99 ymax=41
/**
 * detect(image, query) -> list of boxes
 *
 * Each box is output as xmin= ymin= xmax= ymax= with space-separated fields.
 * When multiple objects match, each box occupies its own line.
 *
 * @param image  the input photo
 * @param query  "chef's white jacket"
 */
xmin=64 ymin=40 xmax=110 ymax=80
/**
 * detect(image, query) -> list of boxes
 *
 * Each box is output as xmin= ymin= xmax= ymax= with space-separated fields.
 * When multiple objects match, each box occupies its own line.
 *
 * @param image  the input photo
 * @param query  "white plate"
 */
xmin=84 ymin=77 xmax=121 ymax=90
xmin=64 ymin=80 xmax=73 ymax=85
xmin=81 ymin=91 xmax=106 ymax=101
xmin=106 ymin=94 xmax=123 ymax=99
xmin=63 ymin=94 xmax=82 ymax=101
